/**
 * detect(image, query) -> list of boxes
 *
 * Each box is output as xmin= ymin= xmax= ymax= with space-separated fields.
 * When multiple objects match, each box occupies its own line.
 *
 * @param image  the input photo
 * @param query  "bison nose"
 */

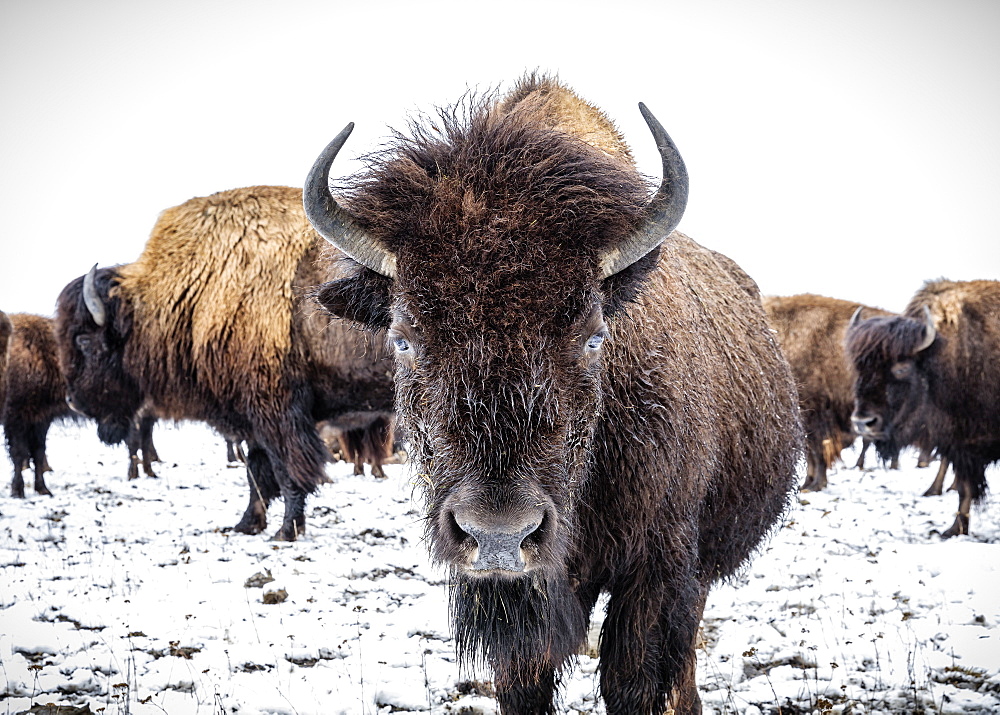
xmin=852 ymin=412 xmax=883 ymax=437
xmin=450 ymin=507 xmax=547 ymax=573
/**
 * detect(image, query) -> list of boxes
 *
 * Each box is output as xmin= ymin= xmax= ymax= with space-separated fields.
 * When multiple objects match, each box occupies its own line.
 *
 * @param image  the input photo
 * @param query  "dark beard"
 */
xmin=449 ymin=568 xmax=587 ymax=688
xmin=96 ymin=416 xmax=130 ymax=445
xmin=873 ymin=435 xmax=902 ymax=466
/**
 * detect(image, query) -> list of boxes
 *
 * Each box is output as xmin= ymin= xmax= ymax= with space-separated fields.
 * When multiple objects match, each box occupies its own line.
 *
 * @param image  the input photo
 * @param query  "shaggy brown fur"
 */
xmin=763 ymin=294 xmax=893 ymax=491
xmin=309 ymin=75 xmax=803 ymax=715
xmin=55 ymin=186 xmax=394 ymax=540
xmin=319 ymin=411 xmax=395 ymax=478
xmin=2 ymin=314 xmax=75 ymax=497
xmin=846 ymin=278 xmax=1000 ymax=536
xmin=0 ymin=310 xmax=11 ymax=409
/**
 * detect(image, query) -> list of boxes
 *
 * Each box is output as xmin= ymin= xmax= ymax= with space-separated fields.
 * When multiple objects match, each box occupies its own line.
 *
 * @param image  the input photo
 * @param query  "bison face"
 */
xmin=55 ymin=267 xmax=142 ymax=445
xmin=846 ymin=309 xmax=937 ymax=462
xmin=389 ymin=292 xmax=609 ymax=580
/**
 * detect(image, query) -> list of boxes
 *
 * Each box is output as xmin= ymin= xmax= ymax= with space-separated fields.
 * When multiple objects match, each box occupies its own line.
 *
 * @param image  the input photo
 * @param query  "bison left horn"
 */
xmin=914 ymin=305 xmax=936 ymax=353
xmin=83 ymin=264 xmax=107 ymax=327
xmin=596 ymin=103 xmax=689 ymax=279
xmin=302 ymin=123 xmax=397 ymax=279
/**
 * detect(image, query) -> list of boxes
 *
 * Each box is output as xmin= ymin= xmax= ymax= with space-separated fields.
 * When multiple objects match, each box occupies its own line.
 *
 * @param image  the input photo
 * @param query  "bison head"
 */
xmin=305 ymin=89 xmax=686 ymax=674
xmin=845 ymin=305 xmax=937 ymax=462
xmin=55 ymin=265 xmax=142 ymax=445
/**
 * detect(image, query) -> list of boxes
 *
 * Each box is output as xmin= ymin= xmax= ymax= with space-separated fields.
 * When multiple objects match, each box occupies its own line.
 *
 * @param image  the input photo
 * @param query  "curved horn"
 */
xmin=598 ymin=103 xmax=690 ymax=279
xmin=848 ymin=306 xmax=864 ymax=331
xmin=914 ymin=305 xmax=936 ymax=353
xmin=83 ymin=264 xmax=107 ymax=327
xmin=303 ymin=123 xmax=397 ymax=278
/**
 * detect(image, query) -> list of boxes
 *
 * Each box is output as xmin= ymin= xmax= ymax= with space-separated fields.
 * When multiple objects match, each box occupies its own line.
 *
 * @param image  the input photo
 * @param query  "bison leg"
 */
xmin=125 ymin=421 xmax=141 ymax=481
xmin=854 ymin=438 xmax=871 ymax=470
xmin=30 ymin=423 xmax=52 ymax=496
xmin=800 ymin=450 xmax=827 ymax=492
xmin=233 ymin=445 xmax=279 ymax=535
xmin=273 ymin=472 xmax=308 ymax=542
xmin=494 ymin=668 xmax=558 ymax=715
xmin=922 ymin=457 xmax=950 ymax=497
xmin=10 ymin=465 xmax=25 ymax=499
xmin=940 ymin=474 xmax=973 ymax=538
xmin=600 ymin=578 xmax=706 ymax=715
xmin=139 ymin=415 xmax=159 ymax=476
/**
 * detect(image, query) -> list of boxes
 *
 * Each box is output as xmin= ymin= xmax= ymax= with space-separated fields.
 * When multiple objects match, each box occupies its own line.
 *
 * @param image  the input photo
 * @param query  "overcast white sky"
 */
xmin=1 ymin=0 xmax=997 ymax=317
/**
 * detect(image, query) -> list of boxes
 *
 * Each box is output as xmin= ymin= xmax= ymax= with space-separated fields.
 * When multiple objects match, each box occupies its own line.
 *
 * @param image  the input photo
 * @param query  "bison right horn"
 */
xmin=303 ymin=123 xmax=398 ymax=279
xmin=848 ymin=306 xmax=864 ymax=330
xmin=83 ymin=263 xmax=107 ymax=327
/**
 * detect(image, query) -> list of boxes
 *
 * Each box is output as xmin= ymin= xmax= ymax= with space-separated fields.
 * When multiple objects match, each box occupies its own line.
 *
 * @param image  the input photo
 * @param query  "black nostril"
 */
xmin=852 ymin=413 xmax=882 ymax=434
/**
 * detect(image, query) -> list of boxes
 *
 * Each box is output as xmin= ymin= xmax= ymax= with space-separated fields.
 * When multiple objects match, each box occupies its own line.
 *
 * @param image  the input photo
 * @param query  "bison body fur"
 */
xmin=307 ymin=75 xmax=803 ymax=714
xmin=1 ymin=314 xmax=78 ymax=497
xmin=846 ymin=278 xmax=1000 ymax=537
xmin=763 ymin=294 xmax=892 ymax=491
xmin=55 ymin=186 xmax=394 ymax=540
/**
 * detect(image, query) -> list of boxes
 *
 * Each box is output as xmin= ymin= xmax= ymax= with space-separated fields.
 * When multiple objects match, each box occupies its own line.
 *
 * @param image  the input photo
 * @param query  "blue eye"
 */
xmin=586 ymin=332 xmax=606 ymax=351
xmin=393 ymin=337 xmax=411 ymax=353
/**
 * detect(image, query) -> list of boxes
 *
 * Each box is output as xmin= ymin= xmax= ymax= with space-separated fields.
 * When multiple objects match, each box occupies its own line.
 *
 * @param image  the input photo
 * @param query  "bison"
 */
xmin=762 ymin=294 xmax=893 ymax=491
xmin=319 ymin=411 xmax=396 ymax=479
xmin=55 ymin=187 xmax=395 ymax=540
xmin=846 ymin=278 xmax=1000 ymax=537
xmin=1 ymin=313 xmax=162 ymax=495
xmin=0 ymin=310 xmax=11 ymax=403
xmin=304 ymin=75 xmax=803 ymax=714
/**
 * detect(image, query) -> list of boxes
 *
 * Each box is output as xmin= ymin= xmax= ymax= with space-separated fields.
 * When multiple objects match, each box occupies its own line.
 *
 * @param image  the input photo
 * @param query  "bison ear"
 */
xmin=315 ymin=269 xmax=392 ymax=330
xmin=600 ymin=245 xmax=661 ymax=318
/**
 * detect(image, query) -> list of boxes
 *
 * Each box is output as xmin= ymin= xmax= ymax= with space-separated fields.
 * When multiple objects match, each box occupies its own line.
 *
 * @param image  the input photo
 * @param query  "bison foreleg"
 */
xmin=600 ymin=581 xmax=706 ymax=715
xmin=922 ymin=457 xmax=950 ymax=497
xmin=494 ymin=667 xmax=558 ymax=715
xmin=30 ymin=424 xmax=52 ymax=496
xmin=233 ymin=446 xmax=278 ymax=535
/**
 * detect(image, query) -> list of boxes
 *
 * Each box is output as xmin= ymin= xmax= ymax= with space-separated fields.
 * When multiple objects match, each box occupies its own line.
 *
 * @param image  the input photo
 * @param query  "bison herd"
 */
xmin=1 ymin=74 xmax=997 ymax=715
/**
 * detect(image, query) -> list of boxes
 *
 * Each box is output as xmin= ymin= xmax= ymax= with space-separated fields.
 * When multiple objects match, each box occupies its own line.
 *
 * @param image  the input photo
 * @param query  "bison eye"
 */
xmin=890 ymin=361 xmax=913 ymax=380
xmin=392 ymin=336 xmax=412 ymax=353
xmin=585 ymin=329 xmax=608 ymax=352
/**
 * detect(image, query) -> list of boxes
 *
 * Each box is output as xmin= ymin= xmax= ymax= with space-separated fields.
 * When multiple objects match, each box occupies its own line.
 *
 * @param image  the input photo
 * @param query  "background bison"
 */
xmin=304 ymin=75 xmax=803 ymax=714
xmin=2 ymin=313 xmax=77 ymax=497
xmin=846 ymin=278 xmax=1000 ymax=536
xmin=763 ymin=294 xmax=892 ymax=491
xmin=55 ymin=186 xmax=394 ymax=540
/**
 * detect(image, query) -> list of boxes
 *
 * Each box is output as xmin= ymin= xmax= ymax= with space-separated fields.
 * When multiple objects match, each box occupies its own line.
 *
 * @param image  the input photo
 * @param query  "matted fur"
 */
xmin=55 ymin=186 xmax=394 ymax=540
xmin=311 ymin=75 xmax=803 ymax=714
xmin=115 ymin=186 xmax=314 ymax=416
xmin=1 ymin=314 xmax=75 ymax=497
xmin=763 ymin=294 xmax=892 ymax=491
xmin=845 ymin=278 xmax=1000 ymax=536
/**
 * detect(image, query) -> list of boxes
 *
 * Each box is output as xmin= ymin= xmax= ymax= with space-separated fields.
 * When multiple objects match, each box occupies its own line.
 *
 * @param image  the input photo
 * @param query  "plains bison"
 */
xmin=304 ymin=75 xmax=802 ymax=714
xmin=1 ymin=313 xmax=162 ymax=495
xmin=846 ymin=279 xmax=1000 ymax=536
xmin=763 ymin=294 xmax=892 ymax=491
xmin=55 ymin=187 xmax=394 ymax=540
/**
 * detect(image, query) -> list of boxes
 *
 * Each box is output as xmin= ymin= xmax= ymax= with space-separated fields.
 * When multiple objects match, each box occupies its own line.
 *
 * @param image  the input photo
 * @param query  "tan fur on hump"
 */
xmin=497 ymin=74 xmax=636 ymax=166
xmin=912 ymin=279 xmax=976 ymax=327
xmin=114 ymin=186 xmax=315 ymax=400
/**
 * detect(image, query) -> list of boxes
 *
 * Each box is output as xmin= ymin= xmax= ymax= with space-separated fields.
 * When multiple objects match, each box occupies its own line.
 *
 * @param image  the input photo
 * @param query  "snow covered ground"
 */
xmin=1 ymin=421 xmax=998 ymax=714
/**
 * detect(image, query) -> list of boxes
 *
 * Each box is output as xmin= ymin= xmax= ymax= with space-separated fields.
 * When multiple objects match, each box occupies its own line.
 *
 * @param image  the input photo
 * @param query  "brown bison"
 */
xmin=846 ymin=279 xmax=1000 ymax=536
xmin=304 ymin=75 xmax=802 ymax=714
xmin=1 ymin=313 xmax=162 ymax=495
xmin=55 ymin=186 xmax=394 ymax=540
xmin=319 ymin=411 xmax=396 ymax=478
xmin=762 ymin=294 xmax=892 ymax=491
xmin=0 ymin=310 xmax=11 ymax=404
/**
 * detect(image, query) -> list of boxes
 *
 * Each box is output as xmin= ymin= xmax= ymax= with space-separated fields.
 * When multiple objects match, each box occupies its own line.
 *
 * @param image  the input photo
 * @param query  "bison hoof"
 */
xmin=271 ymin=525 xmax=302 ymax=542
xmin=36 ymin=487 xmax=53 ymax=497
xmin=922 ymin=487 xmax=942 ymax=497
xmin=11 ymin=487 xmax=26 ymax=499
xmin=232 ymin=517 xmax=267 ymax=535
xmin=938 ymin=515 xmax=969 ymax=539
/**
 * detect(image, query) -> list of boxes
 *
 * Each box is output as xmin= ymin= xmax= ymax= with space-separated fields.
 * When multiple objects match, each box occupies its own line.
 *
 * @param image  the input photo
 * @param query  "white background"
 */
xmin=1 ymin=0 xmax=998 ymax=316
